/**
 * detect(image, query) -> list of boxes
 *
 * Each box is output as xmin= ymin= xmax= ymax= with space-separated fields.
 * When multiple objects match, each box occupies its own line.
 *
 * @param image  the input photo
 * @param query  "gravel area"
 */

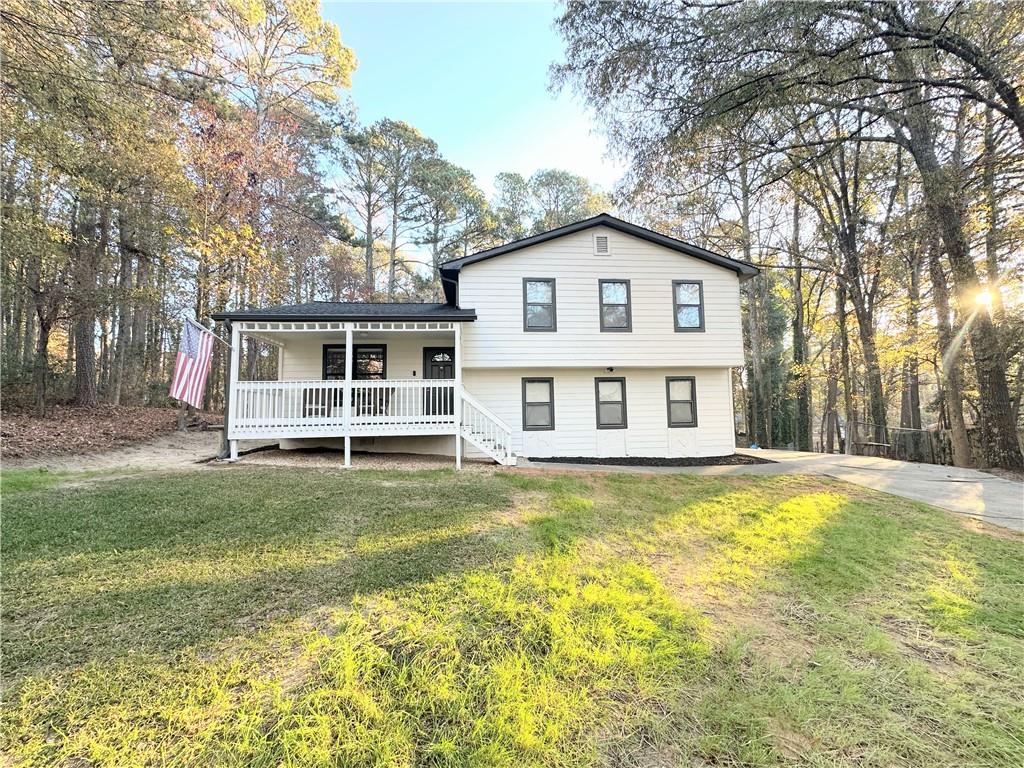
xmin=526 ymin=453 xmax=776 ymax=467
xmin=240 ymin=447 xmax=499 ymax=472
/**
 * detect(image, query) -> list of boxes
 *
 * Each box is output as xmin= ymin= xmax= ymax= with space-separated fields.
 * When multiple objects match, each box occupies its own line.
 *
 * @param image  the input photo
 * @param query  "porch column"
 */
xmin=454 ymin=322 xmax=462 ymax=470
xmin=227 ymin=321 xmax=241 ymax=460
xmin=343 ymin=326 xmax=353 ymax=467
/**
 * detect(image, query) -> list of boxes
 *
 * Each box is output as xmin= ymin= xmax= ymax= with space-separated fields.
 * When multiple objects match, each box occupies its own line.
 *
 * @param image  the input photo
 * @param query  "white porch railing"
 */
xmin=230 ymin=378 xmax=457 ymax=438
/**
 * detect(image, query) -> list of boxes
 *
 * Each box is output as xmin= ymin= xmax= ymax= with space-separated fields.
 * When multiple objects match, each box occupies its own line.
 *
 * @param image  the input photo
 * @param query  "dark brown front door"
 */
xmin=423 ymin=347 xmax=455 ymax=415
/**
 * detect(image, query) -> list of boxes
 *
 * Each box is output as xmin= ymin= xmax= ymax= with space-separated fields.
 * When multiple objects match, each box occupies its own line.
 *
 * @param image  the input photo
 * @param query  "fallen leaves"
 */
xmin=1 ymin=406 xmax=221 ymax=458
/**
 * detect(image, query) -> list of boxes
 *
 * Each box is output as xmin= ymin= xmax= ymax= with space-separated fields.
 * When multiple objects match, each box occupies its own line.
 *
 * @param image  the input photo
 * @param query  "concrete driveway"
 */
xmin=523 ymin=449 xmax=1024 ymax=533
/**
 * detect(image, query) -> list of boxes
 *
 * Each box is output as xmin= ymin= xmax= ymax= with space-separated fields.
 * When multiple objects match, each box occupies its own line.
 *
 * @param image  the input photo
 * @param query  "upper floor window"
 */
xmin=523 ymin=278 xmax=556 ymax=331
xmin=673 ymin=280 xmax=704 ymax=332
xmin=599 ymin=279 xmax=632 ymax=332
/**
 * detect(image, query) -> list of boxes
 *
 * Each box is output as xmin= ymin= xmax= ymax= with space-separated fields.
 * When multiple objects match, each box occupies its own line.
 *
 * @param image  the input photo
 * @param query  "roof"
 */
xmin=439 ymin=213 xmax=760 ymax=291
xmin=211 ymin=302 xmax=477 ymax=322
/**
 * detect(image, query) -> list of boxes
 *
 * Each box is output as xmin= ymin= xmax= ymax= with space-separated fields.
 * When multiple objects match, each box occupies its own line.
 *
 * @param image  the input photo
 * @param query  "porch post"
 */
xmin=228 ymin=321 xmax=241 ymax=460
xmin=344 ymin=326 xmax=353 ymax=467
xmin=454 ymin=322 xmax=462 ymax=470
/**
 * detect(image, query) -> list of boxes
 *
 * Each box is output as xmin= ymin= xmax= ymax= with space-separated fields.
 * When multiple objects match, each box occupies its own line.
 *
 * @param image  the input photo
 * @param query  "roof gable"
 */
xmin=439 ymin=214 xmax=760 ymax=285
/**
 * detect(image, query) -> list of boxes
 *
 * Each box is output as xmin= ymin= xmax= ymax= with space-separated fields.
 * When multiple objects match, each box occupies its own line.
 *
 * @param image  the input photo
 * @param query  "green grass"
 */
xmin=2 ymin=466 xmax=1022 ymax=767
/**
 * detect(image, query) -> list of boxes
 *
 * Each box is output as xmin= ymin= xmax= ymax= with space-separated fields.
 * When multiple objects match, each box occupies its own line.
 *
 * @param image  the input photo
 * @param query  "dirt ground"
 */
xmin=1 ymin=405 xmax=221 ymax=459
xmin=243 ymin=447 xmax=497 ymax=472
xmin=2 ymin=430 xmax=225 ymax=472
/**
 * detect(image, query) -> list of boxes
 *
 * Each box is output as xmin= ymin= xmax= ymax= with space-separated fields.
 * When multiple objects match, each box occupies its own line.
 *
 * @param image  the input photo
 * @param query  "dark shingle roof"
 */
xmin=211 ymin=302 xmax=476 ymax=322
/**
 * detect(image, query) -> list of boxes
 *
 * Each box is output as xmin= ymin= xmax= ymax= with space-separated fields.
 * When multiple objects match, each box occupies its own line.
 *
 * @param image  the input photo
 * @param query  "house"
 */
xmin=211 ymin=214 xmax=759 ymax=467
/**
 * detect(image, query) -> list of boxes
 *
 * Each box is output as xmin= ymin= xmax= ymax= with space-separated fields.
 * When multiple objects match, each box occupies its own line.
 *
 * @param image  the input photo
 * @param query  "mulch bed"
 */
xmin=527 ymin=453 xmax=776 ymax=467
xmin=1 ymin=406 xmax=222 ymax=459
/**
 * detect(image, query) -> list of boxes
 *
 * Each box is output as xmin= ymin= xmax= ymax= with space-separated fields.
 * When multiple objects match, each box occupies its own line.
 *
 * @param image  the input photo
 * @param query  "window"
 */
xmin=666 ymin=376 xmax=698 ymax=427
xmin=523 ymin=278 xmax=556 ymax=331
xmin=321 ymin=344 xmax=388 ymax=380
xmin=595 ymin=377 xmax=627 ymax=429
xmin=522 ymin=377 xmax=554 ymax=430
xmin=323 ymin=345 xmax=346 ymax=380
xmin=673 ymin=280 xmax=704 ymax=331
xmin=354 ymin=345 xmax=386 ymax=380
xmin=599 ymin=279 xmax=632 ymax=331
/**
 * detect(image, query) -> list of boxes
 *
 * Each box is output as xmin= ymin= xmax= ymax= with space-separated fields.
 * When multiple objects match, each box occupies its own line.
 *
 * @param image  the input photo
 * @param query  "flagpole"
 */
xmin=186 ymin=316 xmax=233 ymax=349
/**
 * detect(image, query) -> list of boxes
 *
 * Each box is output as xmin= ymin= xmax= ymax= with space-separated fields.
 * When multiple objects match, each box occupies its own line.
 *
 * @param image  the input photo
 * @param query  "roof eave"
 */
xmin=211 ymin=312 xmax=477 ymax=322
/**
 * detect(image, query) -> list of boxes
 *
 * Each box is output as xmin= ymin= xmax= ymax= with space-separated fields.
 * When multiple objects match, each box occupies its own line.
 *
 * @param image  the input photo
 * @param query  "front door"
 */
xmin=423 ymin=347 xmax=455 ymax=416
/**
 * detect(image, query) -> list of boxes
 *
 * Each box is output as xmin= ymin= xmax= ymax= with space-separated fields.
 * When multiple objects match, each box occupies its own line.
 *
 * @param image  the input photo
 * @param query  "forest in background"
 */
xmin=0 ymin=0 xmax=608 ymax=417
xmin=2 ymin=1 xmax=1023 ymax=469
xmin=557 ymin=0 xmax=1024 ymax=469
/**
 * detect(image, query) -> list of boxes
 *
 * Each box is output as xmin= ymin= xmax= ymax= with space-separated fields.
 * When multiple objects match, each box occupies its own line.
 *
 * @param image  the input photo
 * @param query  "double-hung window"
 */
xmin=666 ymin=376 xmax=697 ymax=427
xmin=599 ymin=280 xmax=631 ymax=331
xmin=595 ymin=377 xmax=627 ymax=429
xmin=523 ymin=278 xmax=556 ymax=331
xmin=522 ymin=378 xmax=554 ymax=430
xmin=673 ymin=280 xmax=704 ymax=331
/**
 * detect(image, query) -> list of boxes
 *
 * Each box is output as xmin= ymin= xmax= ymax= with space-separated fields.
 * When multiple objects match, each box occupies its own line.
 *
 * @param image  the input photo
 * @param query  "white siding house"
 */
xmin=212 ymin=214 xmax=758 ymax=466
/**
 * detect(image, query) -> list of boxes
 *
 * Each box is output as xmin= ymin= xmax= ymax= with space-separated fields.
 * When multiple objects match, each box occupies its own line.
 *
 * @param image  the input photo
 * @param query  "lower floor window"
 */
xmin=666 ymin=376 xmax=697 ymax=427
xmin=522 ymin=378 xmax=554 ymax=430
xmin=595 ymin=377 xmax=627 ymax=428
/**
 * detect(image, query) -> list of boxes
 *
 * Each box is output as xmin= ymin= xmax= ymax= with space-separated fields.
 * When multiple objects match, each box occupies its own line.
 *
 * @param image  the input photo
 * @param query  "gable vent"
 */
xmin=594 ymin=234 xmax=611 ymax=255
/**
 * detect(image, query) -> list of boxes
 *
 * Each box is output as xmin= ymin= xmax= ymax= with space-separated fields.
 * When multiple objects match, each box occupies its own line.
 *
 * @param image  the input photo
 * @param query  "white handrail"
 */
xmin=460 ymin=389 xmax=512 ymax=433
xmin=460 ymin=390 xmax=514 ymax=465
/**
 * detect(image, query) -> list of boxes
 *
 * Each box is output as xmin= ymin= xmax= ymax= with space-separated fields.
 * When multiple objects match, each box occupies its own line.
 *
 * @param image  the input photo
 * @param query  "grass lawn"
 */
xmin=2 ymin=465 xmax=1022 ymax=767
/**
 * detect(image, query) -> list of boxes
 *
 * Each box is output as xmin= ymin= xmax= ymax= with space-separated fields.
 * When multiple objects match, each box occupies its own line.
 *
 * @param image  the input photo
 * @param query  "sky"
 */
xmin=321 ymin=1 xmax=626 ymax=197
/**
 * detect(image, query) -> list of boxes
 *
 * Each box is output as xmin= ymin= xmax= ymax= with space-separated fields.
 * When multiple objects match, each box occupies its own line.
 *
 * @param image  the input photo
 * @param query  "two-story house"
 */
xmin=212 ymin=214 xmax=759 ymax=467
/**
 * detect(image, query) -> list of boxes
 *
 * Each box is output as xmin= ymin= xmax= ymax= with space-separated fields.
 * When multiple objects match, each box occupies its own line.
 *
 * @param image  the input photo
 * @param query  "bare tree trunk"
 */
xmin=127 ymin=239 xmax=150 ymax=404
xmin=110 ymin=209 xmax=134 ymax=404
xmin=791 ymin=200 xmax=811 ymax=450
xmin=928 ymin=246 xmax=972 ymax=467
xmin=824 ymin=333 xmax=840 ymax=453
xmin=73 ymin=201 xmax=107 ymax=406
xmin=837 ymin=283 xmax=853 ymax=453
xmin=903 ymin=87 xmax=1023 ymax=468
xmin=900 ymin=253 xmax=922 ymax=430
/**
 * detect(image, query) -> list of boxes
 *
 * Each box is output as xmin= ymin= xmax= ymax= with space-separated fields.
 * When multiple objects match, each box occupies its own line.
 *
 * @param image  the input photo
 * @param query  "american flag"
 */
xmin=170 ymin=320 xmax=214 ymax=409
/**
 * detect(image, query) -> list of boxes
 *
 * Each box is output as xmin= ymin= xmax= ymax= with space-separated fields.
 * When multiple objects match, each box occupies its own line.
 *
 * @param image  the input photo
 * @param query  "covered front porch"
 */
xmin=222 ymin=316 xmax=513 ymax=467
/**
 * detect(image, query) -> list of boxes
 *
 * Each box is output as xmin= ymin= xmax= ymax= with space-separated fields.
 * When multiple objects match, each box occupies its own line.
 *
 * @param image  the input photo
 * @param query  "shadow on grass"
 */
xmin=2 ymin=468 xmax=525 ymax=675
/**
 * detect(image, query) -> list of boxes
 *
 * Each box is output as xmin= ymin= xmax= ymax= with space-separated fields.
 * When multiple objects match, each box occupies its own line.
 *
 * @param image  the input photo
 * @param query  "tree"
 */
xmin=374 ymin=119 xmax=438 ymax=299
xmin=555 ymin=0 xmax=1024 ymax=468
xmin=492 ymin=172 xmax=531 ymax=241
xmin=528 ymin=169 xmax=607 ymax=232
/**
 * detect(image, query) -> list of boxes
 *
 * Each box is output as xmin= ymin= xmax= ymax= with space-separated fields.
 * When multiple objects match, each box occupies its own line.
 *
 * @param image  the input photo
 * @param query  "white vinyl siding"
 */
xmin=278 ymin=332 xmax=454 ymax=381
xmin=463 ymin=367 xmax=735 ymax=459
xmin=458 ymin=225 xmax=744 ymax=368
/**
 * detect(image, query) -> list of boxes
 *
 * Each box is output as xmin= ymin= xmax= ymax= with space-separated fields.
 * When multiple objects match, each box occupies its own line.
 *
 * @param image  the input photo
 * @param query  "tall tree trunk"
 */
xmin=363 ymin=206 xmax=375 ymax=294
xmin=73 ymin=201 xmax=107 ymax=406
xmin=791 ymin=200 xmax=811 ymax=450
xmin=111 ymin=209 xmax=134 ymax=404
xmin=32 ymin=313 xmax=53 ymax=417
xmin=982 ymin=106 xmax=1005 ymax=324
xmin=837 ymin=283 xmax=853 ymax=453
xmin=824 ymin=332 xmax=840 ymax=453
xmin=900 ymin=253 xmax=922 ymax=430
xmin=902 ymin=82 xmax=1023 ymax=468
xmin=928 ymin=246 xmax=972 ymax=468
xmin=127 ymin=238 xmax=150 ymax=404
